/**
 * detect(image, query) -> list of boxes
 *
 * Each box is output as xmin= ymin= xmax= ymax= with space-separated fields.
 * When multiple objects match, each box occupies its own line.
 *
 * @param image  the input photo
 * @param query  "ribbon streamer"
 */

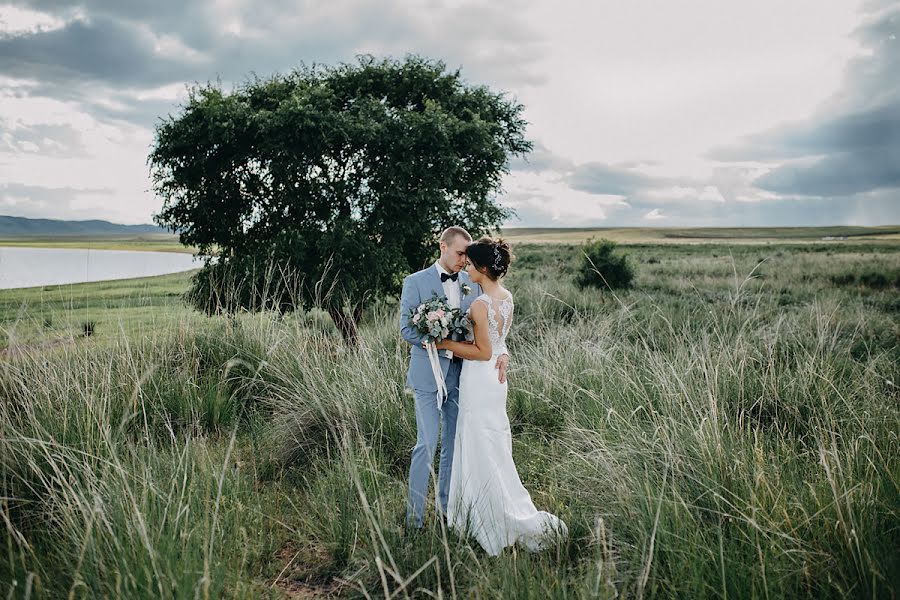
xmin=425 ymin=341 xmax=448 ymax=410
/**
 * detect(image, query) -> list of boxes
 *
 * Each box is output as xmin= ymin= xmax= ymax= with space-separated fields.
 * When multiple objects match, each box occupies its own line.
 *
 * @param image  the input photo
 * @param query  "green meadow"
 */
xmin=3 ymin=224 xmax=897 ymax=253
xmin=0 ymin=234 xmax=199 ymax=254
xmin=499 ymin=225 xmax=900 ymax=244
xmin=1 ymin=233 xmax=898 ymax=598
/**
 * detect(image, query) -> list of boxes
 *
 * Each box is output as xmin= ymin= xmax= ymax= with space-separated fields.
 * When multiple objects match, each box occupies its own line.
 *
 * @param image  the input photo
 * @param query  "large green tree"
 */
xmin=150 ymin=55 xmax=531 ymax=342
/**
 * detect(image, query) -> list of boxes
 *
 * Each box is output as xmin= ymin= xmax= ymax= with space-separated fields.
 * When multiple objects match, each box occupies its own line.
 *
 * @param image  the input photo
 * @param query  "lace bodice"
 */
xmin=472 ymin=292 xmax=513 ymax=357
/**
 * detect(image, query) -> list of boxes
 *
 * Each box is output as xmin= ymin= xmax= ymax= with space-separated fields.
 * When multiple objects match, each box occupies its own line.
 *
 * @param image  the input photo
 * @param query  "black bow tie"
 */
xmin=441 ymin=272 xmax=459 ymax=282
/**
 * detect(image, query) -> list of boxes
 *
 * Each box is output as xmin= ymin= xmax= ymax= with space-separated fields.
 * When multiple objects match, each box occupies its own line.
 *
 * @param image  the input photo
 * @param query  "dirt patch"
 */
xmin=269 ymin=542 xmax=350 ymax=599
xmin=0 ymin=336 xmax=77 ymax=360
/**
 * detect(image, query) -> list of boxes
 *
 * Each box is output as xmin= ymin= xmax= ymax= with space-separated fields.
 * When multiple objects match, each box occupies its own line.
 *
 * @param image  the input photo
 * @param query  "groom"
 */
xmin=399 ymin=226 xmax=509 ymax=528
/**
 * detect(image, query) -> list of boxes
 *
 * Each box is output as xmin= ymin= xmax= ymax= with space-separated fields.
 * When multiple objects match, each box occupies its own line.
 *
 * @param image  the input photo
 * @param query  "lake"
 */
xmin=0 ymin=247 xmax=203 ymax=290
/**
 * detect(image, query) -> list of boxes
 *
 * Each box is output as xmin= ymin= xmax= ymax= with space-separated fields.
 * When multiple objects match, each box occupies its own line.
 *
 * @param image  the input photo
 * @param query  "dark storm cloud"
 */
xmin=754 ymin=147 xmax=900 ymax=196
xmin=0 ymin=15 xmax=195 ymax=86
xmin=0 ymin=1 xmax=548 ymax=126
xmin=509 ymin=141 xmax=669 ymax=195
xmin=509 ymin=141 xmax=690 ymax=199
xmin=4 ymin=0 xmax=222 ymax=51
xmin=510 ymin=141 xmax=729 ymax=216
xmin=712 ymin=105 xmax=900 ymax=162
xmin=709 ymin=3 xmax=900 ymax=197
xmin=566 ymin=161 xmax=666 ymax=196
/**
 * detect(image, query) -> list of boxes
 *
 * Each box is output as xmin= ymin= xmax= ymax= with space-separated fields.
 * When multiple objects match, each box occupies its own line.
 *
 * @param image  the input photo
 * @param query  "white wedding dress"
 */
xmin=447 ymin=292 xmax=568 ymax=556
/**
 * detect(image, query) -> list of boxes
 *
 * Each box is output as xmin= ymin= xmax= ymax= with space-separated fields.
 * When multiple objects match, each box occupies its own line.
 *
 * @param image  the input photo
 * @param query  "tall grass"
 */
xmin=1 ymin=242 xmax=898 ymax=598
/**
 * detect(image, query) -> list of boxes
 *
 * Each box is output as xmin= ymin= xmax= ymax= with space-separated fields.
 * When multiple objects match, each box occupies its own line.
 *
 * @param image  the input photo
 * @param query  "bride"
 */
xmin=435 ymin=237 xmax=568 ymax=556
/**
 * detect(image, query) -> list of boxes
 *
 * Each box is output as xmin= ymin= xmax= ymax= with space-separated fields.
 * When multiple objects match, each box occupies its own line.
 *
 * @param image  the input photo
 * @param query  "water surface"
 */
xmin=0 ymin=247 xmax=202 ymax=290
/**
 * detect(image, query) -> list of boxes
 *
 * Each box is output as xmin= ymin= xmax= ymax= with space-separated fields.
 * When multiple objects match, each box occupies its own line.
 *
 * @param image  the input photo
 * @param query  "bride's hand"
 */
xmin=434 ymin=339 xmax=450 ymax=350
xmin=495 ymin=353 xmax=509 ymax=383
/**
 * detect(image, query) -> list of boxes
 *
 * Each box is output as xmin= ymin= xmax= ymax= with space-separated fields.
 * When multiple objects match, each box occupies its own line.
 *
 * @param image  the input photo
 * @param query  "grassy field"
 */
xmin=1 ymin=238 xmax=898 ymax=598
xmin=2 ymin=225 xmax=899 ymax=253
xmin=0 ymin=234 xmax=200 ymax=254
xmin=497 ymin=225 xmax=900 ymax=244
xmin=0 ymin=269 xmax=202 ymax=353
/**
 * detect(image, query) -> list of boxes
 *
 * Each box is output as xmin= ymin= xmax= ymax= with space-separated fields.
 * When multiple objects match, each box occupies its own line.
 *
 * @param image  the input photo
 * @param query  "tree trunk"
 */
xmin=327 ymin=306 xmax=360 ymax=345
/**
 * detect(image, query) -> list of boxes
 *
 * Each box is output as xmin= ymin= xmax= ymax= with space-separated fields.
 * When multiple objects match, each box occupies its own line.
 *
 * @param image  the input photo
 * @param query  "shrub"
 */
xmin=859 ymin=271 xmax=892 ymax=289
xmin=830 ymin=269 xmax=900 ymax=290
xmin=81 ymin=320 xmax=95 ymax=337
xmin=831 ymin=273 xmax=856 ymax=286
xmin=574 ymin=238 xmax=635 ymax=290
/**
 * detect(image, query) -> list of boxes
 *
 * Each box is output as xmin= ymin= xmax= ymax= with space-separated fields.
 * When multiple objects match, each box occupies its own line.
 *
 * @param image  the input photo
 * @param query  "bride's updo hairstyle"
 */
xmin=466 ymin=237 xmax=513 ymax=281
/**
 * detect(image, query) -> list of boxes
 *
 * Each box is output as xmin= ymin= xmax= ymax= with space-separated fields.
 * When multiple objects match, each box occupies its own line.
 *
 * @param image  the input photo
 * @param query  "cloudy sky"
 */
xmin=1 ymin=0 xmax=898 ymax=227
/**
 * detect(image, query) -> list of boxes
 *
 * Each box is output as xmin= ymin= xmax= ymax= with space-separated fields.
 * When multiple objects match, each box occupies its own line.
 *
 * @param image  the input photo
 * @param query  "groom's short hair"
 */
xmin=440 ymin=226 xmax=472 ymax=244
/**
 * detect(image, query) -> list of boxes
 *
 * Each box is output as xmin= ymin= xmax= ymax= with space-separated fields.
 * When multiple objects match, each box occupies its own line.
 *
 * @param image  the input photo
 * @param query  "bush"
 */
xmin=574 ymin=238 xmax=635 ymax=290
xmin=830 ymin=269 xmax=900 ymax=290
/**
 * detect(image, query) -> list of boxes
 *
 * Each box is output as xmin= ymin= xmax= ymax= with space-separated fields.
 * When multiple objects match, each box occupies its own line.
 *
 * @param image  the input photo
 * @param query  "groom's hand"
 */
xmin=495 ymin=353 xmax=509 ymax=383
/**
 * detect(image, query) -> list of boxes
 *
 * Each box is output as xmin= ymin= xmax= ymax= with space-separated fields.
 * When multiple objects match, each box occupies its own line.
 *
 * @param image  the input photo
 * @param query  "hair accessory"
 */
xmin=492 ymin=245 xmax=504 ymax=272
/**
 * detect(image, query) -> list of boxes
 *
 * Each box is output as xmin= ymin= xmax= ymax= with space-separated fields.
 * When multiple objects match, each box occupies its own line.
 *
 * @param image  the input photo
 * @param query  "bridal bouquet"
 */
xmin=408 ymin=295 xmax=473 ymax=343
xmin=408 ymin=295 xmax=473 ymax=408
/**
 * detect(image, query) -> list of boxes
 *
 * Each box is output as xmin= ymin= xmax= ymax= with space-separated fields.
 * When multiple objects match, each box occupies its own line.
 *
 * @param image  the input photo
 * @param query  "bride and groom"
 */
xmin=399 ymin=227 xmax=567 ymax=556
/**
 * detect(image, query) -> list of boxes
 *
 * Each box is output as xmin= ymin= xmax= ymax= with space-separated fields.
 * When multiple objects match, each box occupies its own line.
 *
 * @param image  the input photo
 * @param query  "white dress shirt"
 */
xmin=434 ymin=260 xmax=462 ymax=359
xmin=434 ymin=260 xmax=461 ymax=309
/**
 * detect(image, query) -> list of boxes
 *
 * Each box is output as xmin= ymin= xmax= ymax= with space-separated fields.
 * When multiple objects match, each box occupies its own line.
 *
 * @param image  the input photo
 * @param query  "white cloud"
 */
xmin=501 ymin=170 xmax=628 ymax=226
xmin=644 ymin=208 xmax=665 ymax=221
xmin=0 ymin=85 xmax=156 ymax=223
xmin=638 ymin=185 xmax=724 ymax=204
xmin=0 ymin=5 xmax=65 ymax=36
xmin=129 ymin=83 xmax=191 ymax=103
xmin=698 ymin=186 xmax=726 ymax=204
xmin=149 ymin=30 xmax=209 ymax=62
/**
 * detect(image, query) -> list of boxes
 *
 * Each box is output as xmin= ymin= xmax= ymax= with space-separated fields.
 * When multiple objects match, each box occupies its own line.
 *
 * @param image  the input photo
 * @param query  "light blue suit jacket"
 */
xmin=399 ymin=264 xmax=481 ymax=393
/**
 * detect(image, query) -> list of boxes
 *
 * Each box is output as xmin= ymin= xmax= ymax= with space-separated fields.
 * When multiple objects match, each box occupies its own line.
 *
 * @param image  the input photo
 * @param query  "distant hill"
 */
xmin=0 ymin=215 xmax=168 ymax=237
xmin=498 ymin=225 xmax=900 ymax=244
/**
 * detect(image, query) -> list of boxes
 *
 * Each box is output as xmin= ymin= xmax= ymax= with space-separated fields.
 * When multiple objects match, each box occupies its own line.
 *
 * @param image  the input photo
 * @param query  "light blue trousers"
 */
xmin=406 ymin=359 xmax=462 ymax=527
